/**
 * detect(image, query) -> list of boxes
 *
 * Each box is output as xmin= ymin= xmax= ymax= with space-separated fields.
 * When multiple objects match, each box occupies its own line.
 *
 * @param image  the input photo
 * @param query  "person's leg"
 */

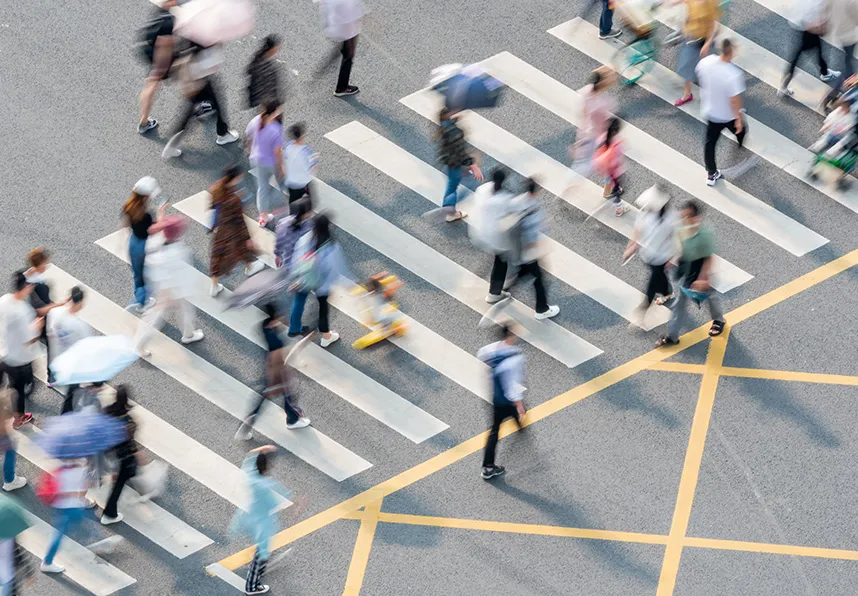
xmin=844 ymin=44 xmax=856 ymax=83
xmin=336 ymin=37 xmax=357 ymax=92
xmin=287 ymin=186 xmax=306 ymax=205
xmin=103 ymin=459 xmax=135 ymax=519
xmin=704 ymin=120 xmax=726 ymax=175
xmin=134 ymin=302 xmax=166 ymax=352
xmin=488 ymin=255 xmax=509 ymax=296
xmin=172 ymin=92 xmax=199 ymax=136
xmin=44 ymin=509 xmax=75 ymax=565
xmin=667 ymin=288 xmax=690 ymax=341
xmin=139 ymin=77 xmax=160 ymax=127
xmin=599 ymin=0 xmax=614 ymax=36
xmin=645 ymin=264 xmax=661 ymax=306
xmin=317 ymin=295 xmax=330 ymax=334
xmin=179 ymin=299 xmax=197 ymax=339
xmin=482 ymin=406 xmax=506 ymax=468
xmin=442 ymin=166 xmax=463 ymax=211
xmin=128 ymin=235 xmax=148 ymax=307
xmin=288 ymin=292 xmax=309 ymax=335
xmin=201 ymin=79 xmax=230 ymax=136
xmin=8 ymin=367 xmax=26 ymax=417
xmin=521 ymin=261 xmax=549 ymax=313
xmin=245 ymin=548 xmax=267 ymax=592
xmin=807 ymin=32 xmax=828 ymax=75
xmin=707 ymin=294 xmax=725 ymax=324
xmin=784 ymin=30 xmax=812 ymax=87
xmin=61 ymin=384 xmax=79 ymax=415
xmin=3 ymin=450 xmax=15 ymax=484
xmin=282 ymin=393 xmax=302 ymax=425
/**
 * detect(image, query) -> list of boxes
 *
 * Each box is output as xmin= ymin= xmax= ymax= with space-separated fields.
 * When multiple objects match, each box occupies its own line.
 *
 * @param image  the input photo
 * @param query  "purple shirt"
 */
xmin=245 ymin=115 xmax=283 ymax=168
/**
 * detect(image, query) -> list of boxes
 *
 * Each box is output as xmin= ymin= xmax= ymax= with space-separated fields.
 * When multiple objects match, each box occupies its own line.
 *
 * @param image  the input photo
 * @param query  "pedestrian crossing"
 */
xmin=11 ymin=4 xmax=855 ymax=593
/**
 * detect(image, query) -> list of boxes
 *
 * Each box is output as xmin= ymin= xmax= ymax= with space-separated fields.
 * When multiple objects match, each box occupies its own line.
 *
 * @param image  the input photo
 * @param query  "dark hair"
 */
xmin=604 ymin=117 xmax=621 ymax=146
xmin=525 ymin=177 xmax=538 ymax=195
xmin=13 ymin=270 xmax=29 ymax=293
xmin=262 ymin=302 xmax=278 ymax=326
xmin=27 ymin=248 xmax=49 ymax=269
xmin=681 ymin=200 xmax=701 ymax=217
xmin=288 ymin=123 xmax=304 ymax=141
xmin=721 ymin=38 xmax=733 ymax=55
xmin=291 ymin=198 xmax=312 ymax=229
xmin=492 ymin=168 xmax=507 ymax=193
xmin=222 ymin=164 xmax=243 ymax=185
xmin=499 ymin=324 xmax=514 ymax=341
xmin=260 ymin=100 xmax=280 ymax=132
xmin=256 ymin=452 xmax=269 ymax=475
xmin=313 ymin=212 xmax=332 ymax=251
xmin=366 ymin=277 xmax=383 ymax=294
xmin=252 ymin=34 xmax=281 ymax=65
xmin=589 ymin=70 xmax=603 ymax=89
xmin=105 ymin=384 xmax=131 ymax=416
xmin=70 ymin=286 xmax=84 ymax=304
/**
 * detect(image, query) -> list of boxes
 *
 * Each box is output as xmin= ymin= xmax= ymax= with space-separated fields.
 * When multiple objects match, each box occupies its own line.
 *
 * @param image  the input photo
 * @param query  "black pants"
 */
xmin=175 ymin=79 xmax=229 ymax=136
xmin=4 ymin=363 xmax=33 ymax=416
xmin=103 ymin=456 xmax=137 ymax=518
xmin=246 ymin=549 xmax=268 ymax=593
xmin=845 ymin=43 xmax=856 ymax=83
xmin=287 ymin=183 xmax=312 ymax=206
xmin=61 ymin=384 xmax=79 ymax=415
xmin=511 ymin=260 xmax=549 ymax=313
xmin=704 ymin=118 xmax=746 ymax=175
xmin=645 ymin=263 xmax=671 ymax=305
xmin=489 ymin=255 xmax=509 ymax=297
xmin=482 ymin=404 xmax=521 ymax=468
xmin=784 ymin=30 xmax=828 ymax=87
xmin=317 ymin=295 xmax=330 ymax=334
xmin=248 ymin=389 xmax=302 ymax=425
xmin=336 ymin=37 xmax=357 ymax=92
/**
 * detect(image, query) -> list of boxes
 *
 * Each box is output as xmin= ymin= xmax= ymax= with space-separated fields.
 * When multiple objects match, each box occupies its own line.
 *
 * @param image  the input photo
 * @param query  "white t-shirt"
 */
xmin=0 ymin=294 xmax=38 ymax=367
xmin=47 ymin=306 xmax=91 ymax=359
xmin=53 ymin=464 xmax=89 ymax=509
xmin=696 ymin=55 xmax=745 ymax=123
xmin=283 ymin=141 xmax=317 ymax=188
xmin=635 ymin=209 xmax=679 ymax=265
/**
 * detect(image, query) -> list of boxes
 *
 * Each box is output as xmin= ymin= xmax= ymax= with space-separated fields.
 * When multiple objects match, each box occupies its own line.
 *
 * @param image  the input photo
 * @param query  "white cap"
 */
xmin=634 ymin=185 xmax=669 ymax=212
xmin=132 ymin=176 xmax=160 ymax=199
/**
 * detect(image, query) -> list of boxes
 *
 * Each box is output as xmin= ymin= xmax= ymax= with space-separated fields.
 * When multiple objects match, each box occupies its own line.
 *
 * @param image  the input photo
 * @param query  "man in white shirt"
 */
xmin=319 ymin=0 xmax=364 ymax=97
xmin=0 ymin=272 xmax=42 ymax=429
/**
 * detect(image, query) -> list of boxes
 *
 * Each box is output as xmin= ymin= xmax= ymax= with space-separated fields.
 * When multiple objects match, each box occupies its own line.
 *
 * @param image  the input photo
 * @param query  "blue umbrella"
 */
xmin=36 ymin=412 xmax=128 ymax=460
xmin=433 ymin=67 xmax=504 ymax=111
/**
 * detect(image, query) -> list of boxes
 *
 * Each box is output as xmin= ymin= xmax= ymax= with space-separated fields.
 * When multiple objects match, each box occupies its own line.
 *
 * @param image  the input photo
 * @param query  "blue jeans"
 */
xmin=599 ymin=0 xmax=614 ymax=35
xmin=442 ymin=166 xmax=463 ymax=211
xmin=3 ymin=449 xmax=15 ymax=484
xmin=128 ymin=234 xmax=148 ymax=306
xmin=289 ymin=292 xmax=330 ymax=334
xmin=44 ymin=507 xmax=85 ymax=565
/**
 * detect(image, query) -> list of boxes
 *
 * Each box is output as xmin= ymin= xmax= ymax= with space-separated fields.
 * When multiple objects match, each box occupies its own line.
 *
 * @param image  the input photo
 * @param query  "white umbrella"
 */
xmin=174 ymin=0 xmax=256 ymax=47
xmin=50 ymin=335 xmax=139 ymax=385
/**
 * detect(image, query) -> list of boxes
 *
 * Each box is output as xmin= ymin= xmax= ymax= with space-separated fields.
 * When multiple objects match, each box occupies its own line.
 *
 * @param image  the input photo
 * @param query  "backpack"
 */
xmin=35 ymin=470 xmax=59 ymax=506
xmin=137 ymin=10 xmax=171 ymax=64
xmin=289 ymin=233 xmax=325 ymax=293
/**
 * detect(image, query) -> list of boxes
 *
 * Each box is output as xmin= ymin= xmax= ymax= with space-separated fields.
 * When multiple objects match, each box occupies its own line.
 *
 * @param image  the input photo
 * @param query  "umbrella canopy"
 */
xmin=229 ymin=268 xmax=290 ymax=309
xmin=174 ymin=0 xmax=256 ymax=47
xmin=432 ymin=65 xmax=504 ymax=111
xmin=50 ymin=335 xmax=139 ymax=385
xmin=0 ymin=494 xmax=30 ymax=539
xmin=36 ymin=412 xmax=128 ymax=460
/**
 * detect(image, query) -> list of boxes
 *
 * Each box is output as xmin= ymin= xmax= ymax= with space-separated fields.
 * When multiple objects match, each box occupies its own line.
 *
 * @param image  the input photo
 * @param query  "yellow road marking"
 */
xmin=648 ymin=362 xmax=707 ymax=374
xmin=215 ymin=249 xmax=858 ymax=572
xmin=657 ymin=329 xmax=730 ymax=596
xmin=684 ymin=537 xmax=858 ymax=561
xmin=650 ymin=362 xmax=858 ymax=387
xmin=343 ymin=495 xmax=383 ymax=596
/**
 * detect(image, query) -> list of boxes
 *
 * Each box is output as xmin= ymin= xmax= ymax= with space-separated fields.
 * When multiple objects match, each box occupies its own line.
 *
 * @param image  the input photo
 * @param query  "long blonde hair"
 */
xmin=122 ymin=192 xmax=148 ymax=224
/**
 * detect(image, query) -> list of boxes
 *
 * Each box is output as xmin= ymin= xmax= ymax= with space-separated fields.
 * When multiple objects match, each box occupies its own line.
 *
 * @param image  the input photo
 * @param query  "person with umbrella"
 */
xmin=437 ymin=107 xmax=483 ymax=222
xmin=0 ymin=390 xmax=26 ymax=493
xmin=100 ymin=386 xmax=142 ymax=526
xmin=0 ymin=493 xmax=34 ymax=594
xmin=46 ymin=286 xmax=92 ymax=411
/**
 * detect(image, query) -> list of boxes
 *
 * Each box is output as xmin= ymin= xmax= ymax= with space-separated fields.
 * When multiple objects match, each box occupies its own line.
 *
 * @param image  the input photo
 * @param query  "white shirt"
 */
xmin=47 ymin=306 xmax=91 ymax=359
xmin=0 ymin=294 xmax=38 ymax=367
xmin=145 ymin=239 xmax=195 ymax=300
xmin=283 ymin=141 xmax=317 ymax=188
xmin=469 ymin=184 xmax=517 ymax=254
xmin=831 ymin=0 xmax=858 ymax=46
xmin=320 ymin=0 xmax=364 ymax=41
xmin=635 ymin=209 xmax=679 ymax=265
xmin=696 ymin=55 xmax=745 ymax=123
xmin=53 ymin=464 xmax=89 ymax=509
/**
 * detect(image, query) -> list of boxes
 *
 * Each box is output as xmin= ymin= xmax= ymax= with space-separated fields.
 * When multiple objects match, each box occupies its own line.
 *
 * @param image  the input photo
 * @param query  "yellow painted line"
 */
xmin=720 ymin=367 xmax=858 ymax=386
xmin=685 ymin=536 xmax=858 ymax=561
xmin=343 ymin=495 xmax=383 ymax=596
xmin=648 ymin=362 xmax=707 ymax=374
xmin=657 ymin=330 xmax=731 ymax=596
xmin=214 ymin=249 xmax=858 ymax=571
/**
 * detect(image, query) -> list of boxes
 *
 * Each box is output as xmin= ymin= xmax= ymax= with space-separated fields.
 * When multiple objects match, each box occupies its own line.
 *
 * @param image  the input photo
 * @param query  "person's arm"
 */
xmin=274 ymin=143 xmax=285 ymax=183
xmin=502 ymin=356 xmax=527 ymax=418
xmin=730 ymin=71 xmax=745 ymax=134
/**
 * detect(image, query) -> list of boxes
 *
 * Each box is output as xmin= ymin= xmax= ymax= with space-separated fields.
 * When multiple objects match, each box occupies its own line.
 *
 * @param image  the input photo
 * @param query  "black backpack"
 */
xmin=137 ymin=10 xmax=171 ymax=64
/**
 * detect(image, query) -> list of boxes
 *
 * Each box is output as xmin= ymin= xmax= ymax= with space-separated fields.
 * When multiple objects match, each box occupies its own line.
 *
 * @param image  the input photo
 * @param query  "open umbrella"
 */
xmin=432 ymin=64 xmax=504 ymax=111
xmin=0 ymin=494 xmax=30 ymax=539
xmin=229 ymin=268 xmax=290 ymax=309
xmin=174 ymin=0 xmax=256 ymax=47
xmin=36 ymin=412 xmax=128 ymax=460
xmin=49 ymin=335 xmax=139 ymax=385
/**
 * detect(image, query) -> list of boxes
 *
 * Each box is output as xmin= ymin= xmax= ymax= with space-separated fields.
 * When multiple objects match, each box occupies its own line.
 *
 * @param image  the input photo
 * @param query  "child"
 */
xmin=593 ymin=117 xmax=628 ymax=217
xmin=363 ymin=276 xmax=401 ymax=333
xmin=282 ymin=123 xmax=319 ymax=207
xmin=811 ymin=100 xmax=856 ymax=156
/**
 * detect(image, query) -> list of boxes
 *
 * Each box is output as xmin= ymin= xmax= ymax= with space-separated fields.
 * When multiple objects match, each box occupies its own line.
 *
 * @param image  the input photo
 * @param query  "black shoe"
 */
xmin=194 ymin=102 xmax=215 ymax=120
xmin=334 ymin=85 xmax=360 ymax=97
xmin=287 ymin=326 xmax=311 ymax=338
xmin=481 ymin=465 xmax=505 ymax=480
xmin=599 ymin=29 xmax=623 ymax=40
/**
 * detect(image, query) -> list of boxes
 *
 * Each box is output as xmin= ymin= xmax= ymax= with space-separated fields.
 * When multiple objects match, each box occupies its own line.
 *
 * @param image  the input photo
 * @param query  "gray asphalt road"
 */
xmin=3 ymin=0 xmax=858 ymax=593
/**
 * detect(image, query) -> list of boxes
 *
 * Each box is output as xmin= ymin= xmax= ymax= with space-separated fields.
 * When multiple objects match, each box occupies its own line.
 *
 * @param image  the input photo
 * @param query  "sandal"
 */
xmin=655 ymin=335 xmax=679 ymax=348
xmin=654 ymin=294 xmax=674 ymax=306
xmin=709 ymin=320 xmax=725 ymax=336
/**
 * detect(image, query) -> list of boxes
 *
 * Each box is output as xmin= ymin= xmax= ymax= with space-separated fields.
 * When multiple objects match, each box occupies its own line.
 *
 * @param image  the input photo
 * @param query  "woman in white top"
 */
xmin=283 ymin=123 xmax=319 ymax=208
xmin=40 ymin=459 xmax=92 ymax=574
xmin=623 ymin=186 xmax=679 ymax=317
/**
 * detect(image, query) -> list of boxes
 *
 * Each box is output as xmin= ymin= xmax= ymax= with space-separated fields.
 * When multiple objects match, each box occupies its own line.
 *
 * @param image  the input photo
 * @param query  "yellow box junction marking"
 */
xmin=650 ymin=361 xmax=858 ymax=387
xmin=343 ymin=495 xmax=383 ymax=595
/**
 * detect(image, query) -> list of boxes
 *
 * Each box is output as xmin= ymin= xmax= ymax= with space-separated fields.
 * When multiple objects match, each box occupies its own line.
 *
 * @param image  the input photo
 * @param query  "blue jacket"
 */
xmin=290 ymin=232 xmax=349 ymax=296
xmin=231 ymin=455 xmax=293 ymax=559
xmin=477 ymin=341 xmax=524 ymax=406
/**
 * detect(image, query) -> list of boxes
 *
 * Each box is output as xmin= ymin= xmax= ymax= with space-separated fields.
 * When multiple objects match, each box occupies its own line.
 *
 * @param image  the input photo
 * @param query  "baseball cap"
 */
xmin=132 ymin=176 xmax=161 ymax=199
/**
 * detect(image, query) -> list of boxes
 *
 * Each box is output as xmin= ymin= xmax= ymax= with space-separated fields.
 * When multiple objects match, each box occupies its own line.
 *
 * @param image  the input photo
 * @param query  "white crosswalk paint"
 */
xmin=17 ymin=512 xmax=137 ymax=595
xmin=40 ymin=263 xmax=371 ymax=481
xmin=475 ymin=51 xmax=829 ymax=256
xmin=399 ymin=86 xmax=753 ymax=293
xmin=552 ymin=19 xmax=858 ymax=215
xmin=325 ymin=120 xmax=670 ymax=330
xmin=173 ymin=191 xmax=505 ymax=403
xmin=96 ymin=229 xmax=448 ymax=444
xmin=15 ymin=430 xmax=213 ymax=559
xmin=206 ymin=563 xmax=247 ymax=592
xmin=31 ymin=356 xmax=291 ymax=513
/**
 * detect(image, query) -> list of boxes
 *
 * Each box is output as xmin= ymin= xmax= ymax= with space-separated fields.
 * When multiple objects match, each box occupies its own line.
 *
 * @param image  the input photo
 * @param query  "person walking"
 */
xmin=274 ymin=198 xmax=314 ymax=274
xmin=438 ymin=107 xmax=483 ymax=222
xmin=24 ymin=248 xmax=65 ymax=387
xmin=479 ymin=325 xmax=526 ymax=480
xmin=623 ymin=185 xmax=679 ymax=323
xmin=599 ymin=0 xmax=623 ymax=39
xmin=319 ymin=0 xmax=364 ymax=97
xmin=245 ymin=102 xmax=285 ymax=227
xmin=673 ymin=0 xmax=720 ymax=106
xmin=831 ymin=0 xmax=858 ymax=82
xmin=593 ymin=117 xmax=629 ymax=216
xmin=40 ymin=458 xmax=93 ymax=575
xmin=696 ymin=39 xmax=747 ymax=186
xmin=0 ymin=272 xmax=42 ymax=429
xmin=780 ymin=0 xmax=839 ymax=97
xmin=47 ymin=286 xmax=91 ymax=411
xmin=122 ymin=177 xmax=166 ymax=313
xmin=209 ymin=167 xmax=266 ymax=298
xmin=0 ymin=391 xmax=25 ymax=493
xmin=505 ymin=178 xmax=560 ymax=320
xmin=137 ymin=0 xmax=179 ymax=134
xmin=656 ymin=200 xmax=726 ymax=347
xmin=282 ymin=123 xmax=319 ymax=206
xmin=287 ymin=213 xmax=346 ymax=347
xmin=232 ymin=445 xmax=294 ymax=595
xmin=246 ymin=35 xmax=283 ymax=109
xmin=568 ymin=68 xmax=617 ymax=188
xmin=100 ymin=386 xmax=141 ymax=526
xmin=162 ymin=43 xmax=239 ymax=159
xmin=470 ymin=169 xmax=516 ymax=305
xmin=135 ymin=215 xmax=204 ymax=356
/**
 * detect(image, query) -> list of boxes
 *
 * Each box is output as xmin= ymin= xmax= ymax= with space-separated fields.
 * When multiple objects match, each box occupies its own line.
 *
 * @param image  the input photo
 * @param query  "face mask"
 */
xmin=679 ymin=222 xmax=700 ymax=238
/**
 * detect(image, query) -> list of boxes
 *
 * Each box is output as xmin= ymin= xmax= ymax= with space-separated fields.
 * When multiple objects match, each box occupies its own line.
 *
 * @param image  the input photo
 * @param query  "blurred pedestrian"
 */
xmin=673 ymin=0 xmax=720 ymax=106
xmin=100 ymin=386 xmax=141 ymax=526
xmin=247 ymin=35 xmax=283 ymax=109
xmin=282 ymin=123 xmax=319 ymax=207
xmin=0 ymin=391 xmax=26 ymax=493
xmin=245 ymin=101 xmax=285 ymax=227
xmin=122 ymin=177 xmax=166 ymax=313
xmin=274 ymin=198 xmax=314 ymax=275
xmin=135 ymin=215 xmax=204 ymax=356
xmin=780 ymin=0 xmax=839 ymax=97
xmin=831 ymin=0 xmax=858 ymax=82
xmin=24 ymin=248 xmax=65 ymax=387
xmin=318 ymin=0 xmax=364 ymax=97
xmin=599 ymin=0 xmax=622 ymax=39
xmin=593 ymin=117 xmax=628 ymax=216
xmin=656 ymin=200 xmax=725 ymax=347
xmin=471 ymin=169 xmax=516 ymax=305
xmin=288 ymin=213 xmax=347 ymax=347
xmin=209 ymin=166 xmax=266 ymax=298
xmin=0 ymin=271 xmax=42 ymax=429
xmin=47 ymin=286 xmax=91 ymax=411
xmin=162 ymin=43 xmax=239 ymax=159
xmin=40 ymin=458 xmax=94 ymax=575
xmin=438 ymin=107 xmax=483 ymax=222
xmin=479 ymin=325 xmax=526 ymax=480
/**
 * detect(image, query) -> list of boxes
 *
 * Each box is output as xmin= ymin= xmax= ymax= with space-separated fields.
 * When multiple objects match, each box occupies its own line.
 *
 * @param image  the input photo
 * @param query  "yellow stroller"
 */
xmin=350 ymin=273 xmax=408 ymax=349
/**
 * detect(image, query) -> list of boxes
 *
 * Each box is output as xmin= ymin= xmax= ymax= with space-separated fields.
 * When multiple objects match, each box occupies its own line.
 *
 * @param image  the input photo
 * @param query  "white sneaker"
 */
xmin=245 ymin=260 xmax=265 ymax=276
xmin=234 ymin=423 xmax=253 ymax=441
xmin=614 ymin=204 xmax=629 ymax=217
xmin=210 ymin=283 xmax=224 ymax=297
xmin=820 ymin=69 xmax=841 ymax=82
xmin=136 ymin=347 xmax=151 ymax=358
xmin=216 ymin=130 xmax=240 ymax=145
xmin=40 ymin=562 xmax=65 ymax=574
xmin=287 ymin=417 xmax=311 ymax=430
xmin=485 ymin=291 xmax=511 ymax=304
xmin=777 ymin=86 xmax=795 ymax=98
xmin=141 ymin=297 xmax=156 ymax=312
xmin=162 ymin=131 xmax=185 ymax=159
xmin=100 ymin=513 xmax=124 ymax=526
xmin=181 ymin=330 xmax=204 ymax=344
xmin=2 ymin=476 xmax=26 ymax=491
xmin=320 ymin=331 xmax=340 ymax=348
xmin=245 ymin=586 xmax=270 ymax=595
xmin=535 ymin=305 xmax=560 ymax=320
